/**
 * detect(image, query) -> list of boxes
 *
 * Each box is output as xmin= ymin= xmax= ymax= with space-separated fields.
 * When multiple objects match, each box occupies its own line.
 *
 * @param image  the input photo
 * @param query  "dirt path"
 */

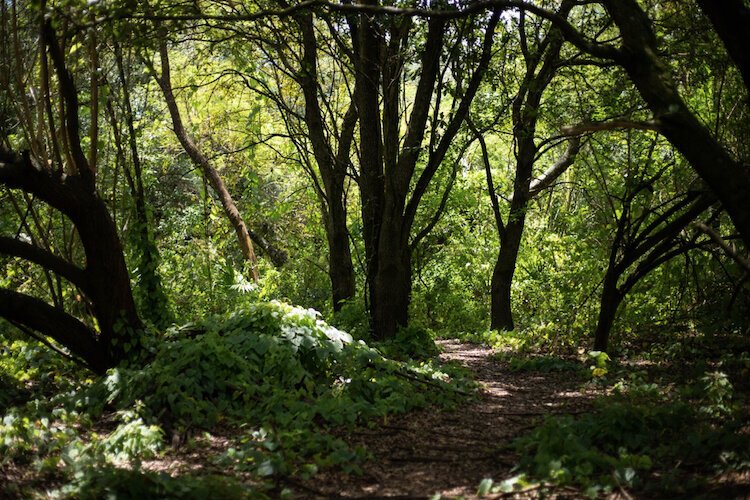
xmin=299 ymin=340 xmax=599 ymax=498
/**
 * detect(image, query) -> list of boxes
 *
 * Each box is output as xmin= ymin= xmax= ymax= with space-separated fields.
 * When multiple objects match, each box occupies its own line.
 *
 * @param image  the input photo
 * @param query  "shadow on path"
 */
xmin=302 ymin=340 xmax=602 ymax=498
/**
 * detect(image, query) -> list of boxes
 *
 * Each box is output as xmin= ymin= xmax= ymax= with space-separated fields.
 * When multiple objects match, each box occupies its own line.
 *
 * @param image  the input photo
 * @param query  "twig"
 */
xmin=390 ymin=367 xmax=473 ymax=396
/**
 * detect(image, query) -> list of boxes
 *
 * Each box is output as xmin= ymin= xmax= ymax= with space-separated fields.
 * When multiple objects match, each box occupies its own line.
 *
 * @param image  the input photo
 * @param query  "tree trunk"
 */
xmin=355 ymin=3 xmax=386 ymax=320
xmin=0 ymin=21 xmax=144 ymax=373
xmin=73 ymin=192 xmax=144 ymax=361
xmin=294 ymin=12 xmax=356 ymax=311
xmin=696 ymin=0 xmax=750 ymax=99
xmin=326 ymin=193 xmax=356 ymax=311
xmin=604 ymin=0 xmax=750 ymax=249
xmin=491 ymin=219 xmax=525 ymax=331
xmin=352 ymin=10 xmax=497 ymax=339
xmin=111 ymin=45 xmax=173 ymax=328
xmin=488 ymin=3 xmax=571 ymax=332
xmin=593 ymin=268 xmax=623 ymax=352
xmin=371 ymin=215 xmax=411 ymax=339
xmin=0 ymin=152 xmax=144 ymax=373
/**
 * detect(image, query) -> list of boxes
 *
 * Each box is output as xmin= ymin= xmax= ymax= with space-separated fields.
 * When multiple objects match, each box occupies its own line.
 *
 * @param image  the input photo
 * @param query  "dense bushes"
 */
xmin=499 ymin=344 xmax=750 ymax=497
xmin=0 ymin=301 xmax=469 ymax=497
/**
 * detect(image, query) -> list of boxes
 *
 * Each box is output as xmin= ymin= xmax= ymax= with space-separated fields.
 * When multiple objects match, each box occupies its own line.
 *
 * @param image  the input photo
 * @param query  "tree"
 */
xmin=147 ymin=40 xmax=262 ymax=281
xmin=354 ymin=5 xmax=500 ymax=338
xmin=474 ymin=0 xmax=580 ymax=331
xmin=549 ymin=0 xmax=750 ymax=249
xmin=579 ymin=133 xmax=714 ymax=351
xmin=244 ymin=9 xmax=358 ymax=311
xmin=106 ymin=40 xmax=174 ymax=329
xmin=0 ymin=14 xmax=144 ymax=373
xmin=696 ymin=0 xmax=750 ymax=101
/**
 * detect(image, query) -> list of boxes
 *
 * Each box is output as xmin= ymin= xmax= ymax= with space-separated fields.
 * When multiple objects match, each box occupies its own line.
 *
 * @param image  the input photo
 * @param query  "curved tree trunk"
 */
xmin=0 ymin=20 xmax=144 ymax=373
xmin=0 ymin=151 xmax=143 ymax=373
xmin=153 ymin=42 xmax=260 ymax=280
xmin=603 ymin=0 xmax=750 ymax=249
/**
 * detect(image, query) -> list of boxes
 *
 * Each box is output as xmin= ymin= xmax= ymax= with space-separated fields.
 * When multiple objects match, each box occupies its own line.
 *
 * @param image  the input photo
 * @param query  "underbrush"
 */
xmin=0 ymin=301 xmax=471 ymax=498
xmin=484 ymin=334 xmax=750 ymax=498
xmin=447 ymin=322 xmax=581 ymax=355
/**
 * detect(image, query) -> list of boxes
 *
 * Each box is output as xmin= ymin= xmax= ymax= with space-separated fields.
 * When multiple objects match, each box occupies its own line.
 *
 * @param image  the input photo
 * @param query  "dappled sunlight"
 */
xmin=294 ymin=340 xmax=605 ymax=497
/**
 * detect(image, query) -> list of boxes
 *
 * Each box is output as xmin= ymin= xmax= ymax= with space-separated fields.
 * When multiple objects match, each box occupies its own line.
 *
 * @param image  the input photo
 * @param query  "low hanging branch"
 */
xmin=694 ymin=222 xmax=750 ymax=273
xmin=559 ymin=119 xmax=660 ymax=136
xmin=528 ymin=136 xmax=582 ymax=199
xmin=149 ymin=41 xmax=260 ymax=281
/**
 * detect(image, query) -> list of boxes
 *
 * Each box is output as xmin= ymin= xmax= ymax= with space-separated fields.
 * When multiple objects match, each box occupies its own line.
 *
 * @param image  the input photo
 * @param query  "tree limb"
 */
xmin=528 ymin=137 xmax=581 ymax=198
xmin=0 ymin=236 xmax=88 ymax=292
xmin=559 ymin=119 xmax=660 ymax=136
xmin=0 ymin=288 xmax=106 ymax=374
xmin=694 ymin=222 xmax=750 ymax=273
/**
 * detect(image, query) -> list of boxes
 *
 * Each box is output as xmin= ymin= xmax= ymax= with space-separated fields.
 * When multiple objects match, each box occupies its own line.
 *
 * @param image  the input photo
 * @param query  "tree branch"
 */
xmin=100 ymin=0 xmax=621 ymax=60
xmin=41 ymin=21 xmax=95 ymax=188
xmin=694 ymin=222 xmax=750 ymax=273
xmin=527 ymin=137 xmax=581 ymax=198
xmin=559 ymin=119 xmax=660 ymax=136
xmin=405 ymin=9 xmax=501 ymax=231
xmin=0 ymin=288 xmax=106 ymax=374
xmin=0 ymin=236 xmax=88 ymax=292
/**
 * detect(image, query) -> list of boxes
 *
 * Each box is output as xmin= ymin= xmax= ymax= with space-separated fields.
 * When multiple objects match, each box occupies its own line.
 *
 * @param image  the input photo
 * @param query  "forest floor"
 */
xmin=290 ymin=339 xmax=603 ymax=498
xmin=137 ymin=339 xmax=604 ymax=498
xmin=7 ymin=338 xmax=750 ymax=498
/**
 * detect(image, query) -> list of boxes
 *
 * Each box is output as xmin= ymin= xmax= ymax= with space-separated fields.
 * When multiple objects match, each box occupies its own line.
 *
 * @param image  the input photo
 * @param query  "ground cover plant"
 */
xmin=474 ymin=333 xmax=750 ymax=498
xmin=1 ymin=302 xmax=472 ymax=497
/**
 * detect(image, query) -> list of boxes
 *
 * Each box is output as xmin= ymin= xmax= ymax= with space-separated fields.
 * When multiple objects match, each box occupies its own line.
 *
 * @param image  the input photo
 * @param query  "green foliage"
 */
xmin=453 ymin=329 xmax=533 ymax=351
xmin=127 ymin=216 xmax=175 ymax=330
xmin=376 ymin=325 xmax=441 ymax=361
xmin=513 ymin=375 xmax=750 ymax=496
xmin=91 ymin=412 xmax=164 ymax=466
xmin=699 ymin=371 xmax=737 ymax=419
xmin=332 ymin=301 xmax=371 ymax=341
xmin=1 ymin=302 xmax=472 ymax=495
xmin=587 ymin=351 xmax=611 ymax=380
xmin=503 ymin=355 xmax=584 ymax=375
xmin=58 ymin=468 xmax=261 ymax=499
xmin=61 ymin=305 xmax=465 ymax=476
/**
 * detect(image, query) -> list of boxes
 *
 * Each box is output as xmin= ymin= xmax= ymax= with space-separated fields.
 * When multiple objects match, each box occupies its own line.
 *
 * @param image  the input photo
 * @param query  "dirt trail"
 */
xmin=301 ymin=340 xmax=598 ymax=498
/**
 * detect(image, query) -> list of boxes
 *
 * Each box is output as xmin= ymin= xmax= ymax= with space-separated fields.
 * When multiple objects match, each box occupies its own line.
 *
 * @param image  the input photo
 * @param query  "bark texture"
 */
xmin=352 ymin=9 xmax=500 ymax=338
xmin=488 ymin=2 xmax=575 ymax=331
xmin=0 ymin=149 xmax=143 ymax=373
xmin=295 ymin=11 xmax=356 ymax=311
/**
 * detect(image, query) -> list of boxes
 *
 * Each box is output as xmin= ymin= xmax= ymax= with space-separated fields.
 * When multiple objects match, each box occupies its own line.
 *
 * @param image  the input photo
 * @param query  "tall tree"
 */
xmin=353 ymin=5 xmax=501 ymax=338
xmin=107 ymin=40 xmax=173 ymax=328
xmin=247 ymin=10 xmax=358 ymax=311
xmin=476 ymin=0 xmax=580 ymax=331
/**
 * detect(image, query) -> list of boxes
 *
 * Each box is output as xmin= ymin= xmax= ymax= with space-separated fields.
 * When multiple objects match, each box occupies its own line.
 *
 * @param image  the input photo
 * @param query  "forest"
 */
xmin=1 ymin=0 xmax=749 ymax=497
